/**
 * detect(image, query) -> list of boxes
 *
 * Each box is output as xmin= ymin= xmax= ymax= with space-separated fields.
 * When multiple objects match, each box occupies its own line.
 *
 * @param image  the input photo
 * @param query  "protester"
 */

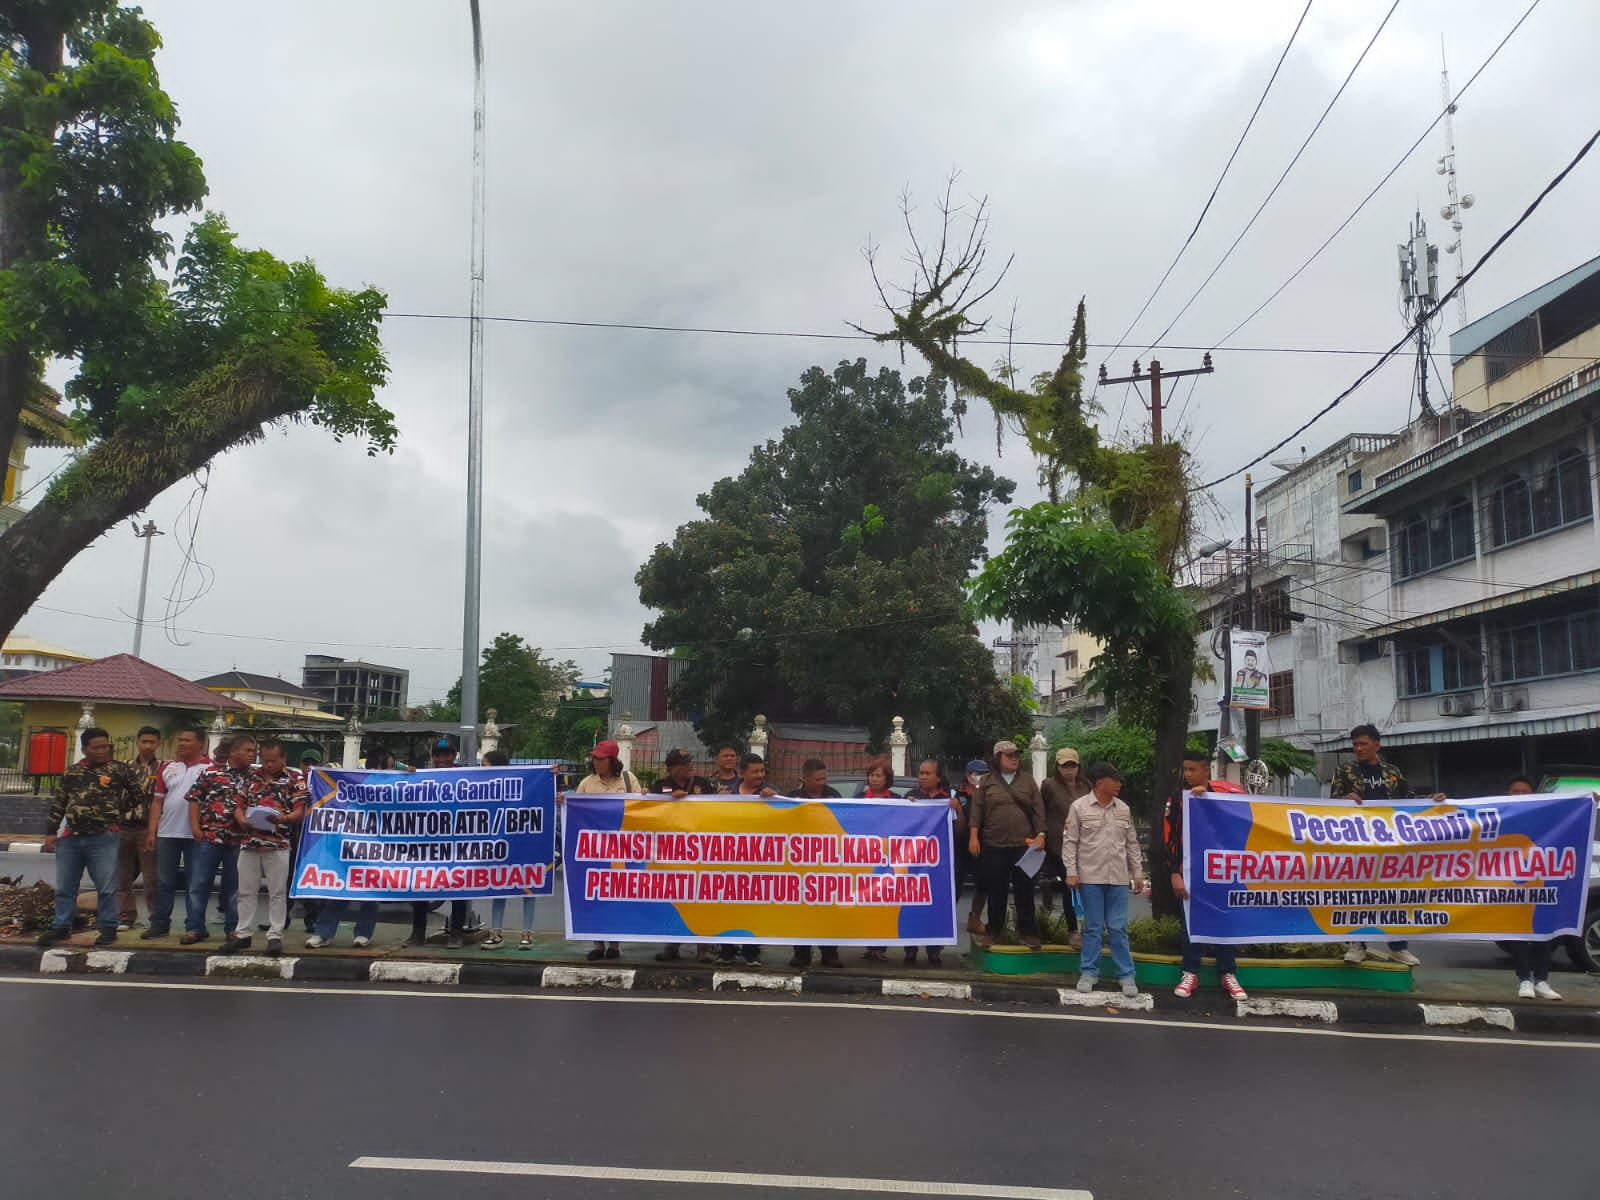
xmin=1066 ymin=761 xmax=1144 ymax=998
xmin=292 ymin=749 xmax=325 ymax=931
xmin=1040 ymin=747 xmax=1088 ymax=946
xmin=718 ymin=752 xmax=776 ymax=965
xmin=116 ymin=725 xmax=162 ymax=931
xmin=409 ymin=739 xmax=472 ymax=949
xmin=306 ymin=748 xmax=386 ymax=949
xmin=574 ymin=739 xmax=644 ymax=960
xmin=651 ymin=749 xmax=717 ymax=963
xmin=224 ymin=737 xmax=306 ymax=956
xmin=956 ymin=759 xmax=986 ymax=934
xmin=1331 ymin=724 xmax=1431 ymax=966
xmin=142 ymin=725 xmax=209 ymax=939
xmin=787 ymin=757 xmax=843 ymax=969
xmin=482 ymin=749 xmax=510 ymax=766
xmin=1165 ymin=749 xmax=1248 ymax=1000
xmin=1503 ymin=775 xmax=1562 ymax=1000
xmin=182 ymin=733 xmax=254 ymax=945
xmin=37 ymin=728 xmax=142 ymax=947
xmin=903 ymin=758 xmax=957 ymax=966
xmin=968 ymin=740 xmax=1046 ymax=949
xmin=710 ymin=744 xmax=741 ymax=793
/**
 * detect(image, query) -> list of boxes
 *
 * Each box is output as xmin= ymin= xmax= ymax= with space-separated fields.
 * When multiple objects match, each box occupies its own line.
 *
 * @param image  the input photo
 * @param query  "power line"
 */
xmin=1209 ymin=0 xmax=1542 ymax=350
xmin=1141 ymin=0 xmax=1399 ymax=352
xmin=1197 ymin=117 xmax=1600 ymax=492
xmin=1100 ymin=0 xmax=1313 ymax=367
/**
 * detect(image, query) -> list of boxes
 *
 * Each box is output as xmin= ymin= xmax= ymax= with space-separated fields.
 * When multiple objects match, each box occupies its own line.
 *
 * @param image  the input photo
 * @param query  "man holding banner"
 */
xmin=1165 ymin=751 xmax=1247 ymax=1001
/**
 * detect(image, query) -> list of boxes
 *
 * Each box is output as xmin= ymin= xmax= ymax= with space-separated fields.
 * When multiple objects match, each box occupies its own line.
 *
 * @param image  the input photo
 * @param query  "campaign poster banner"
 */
xmin=1228 ymin=629 xmax=1270 ymax=710
xmin=1185 ymin=792 xmax=1596 ymax=943
xmin=293 ymin=765 xmax=557 ymax=901
xmin=562 ymin=795 xmax=957 ymax=945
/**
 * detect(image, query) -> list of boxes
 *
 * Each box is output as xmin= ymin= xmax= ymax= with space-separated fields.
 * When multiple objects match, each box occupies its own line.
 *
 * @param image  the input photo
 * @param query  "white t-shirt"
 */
xmin=157 ymin=758 xmax=210 ymax=838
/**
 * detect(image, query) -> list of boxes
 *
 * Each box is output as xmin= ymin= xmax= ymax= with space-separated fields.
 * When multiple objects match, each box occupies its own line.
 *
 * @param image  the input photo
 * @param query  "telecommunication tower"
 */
xmin=1398 ymin=209 xmax=1440 ymax=418
xmin=1436 ymin=44 xmax=1475 ymax=328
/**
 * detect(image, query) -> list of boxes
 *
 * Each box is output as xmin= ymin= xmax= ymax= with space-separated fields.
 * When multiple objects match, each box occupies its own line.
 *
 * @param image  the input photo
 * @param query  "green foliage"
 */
xmin=636 ymin=359 xmax=1026 ymax=755
xmin=543 ymin=694 xmax=611 ymax=762
xmin=1051 ymin=716 xmax=1159 ymax=819
xmin=1128 ymin=915 xmax=1183 ymax=955
xmin=1258 ymin=736 xmax=1317 ymax=780
xmin=444 ymin=633 xmax=580 ymax=757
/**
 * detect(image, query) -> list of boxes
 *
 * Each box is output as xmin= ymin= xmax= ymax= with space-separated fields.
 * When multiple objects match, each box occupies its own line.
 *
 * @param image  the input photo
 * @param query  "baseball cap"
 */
xmin=299 ymin=750 xmax=322 ymax=764
xmin=964 ymin=759 xmax=989 ymax=776
xmin=664 ymin=748 xmax=691 ymax=767
xmin=431 ymin=739 xmax=455 ymax=754
xmin=1055 ymin=747 xmax=1080 ymax=765
xmin=993 ymin=739 xmax=1020 ymax=756
xmin=593 ymin=739 xmax=621 ymax=759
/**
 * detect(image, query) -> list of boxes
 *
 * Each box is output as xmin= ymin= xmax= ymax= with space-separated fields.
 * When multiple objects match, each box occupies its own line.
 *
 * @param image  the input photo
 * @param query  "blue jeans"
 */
xmin=490 ymin=896 xmax=537 ymax=932
xmin=1179 ymin=908 xmax=1237 ymax=975
xmin=186 ymin=840 xmax=238 ymax=935
xmin=315 ymin=901 xmax=378 ymax=942
xmin=54 ymin=831 xmax=120 ymax=933
xmin=152 ymin=836 xmax=195 ymax=932
xmin=1079 ymin=882 xmax=1134 ymax=980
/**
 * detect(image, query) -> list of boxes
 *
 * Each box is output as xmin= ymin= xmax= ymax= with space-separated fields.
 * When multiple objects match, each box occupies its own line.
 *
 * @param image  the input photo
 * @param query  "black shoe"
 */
xmin=742 ymin=949 xmax=761 ymax=965
xmin=717 ymin=950 xmax=737 ymax=964
xmin=36 ymin=927 xmax=67 ymax=948
xmin=94 ymin=929 xmax=118 ymax=947
xmin=139 ymin=925 xmax=169 ymax=940
xmin=819 ymin=950 xmax=842 ymax=968
xmin=220 ymin=935 xmax=252 ymax=955
xmin=789 ymin=948 xmax=812 ymax=968
xmin=604 ymin=944 xmax=620 ymax=959
xmin=266 ymin=938 xmax=282 ymax=958
xmin=586 ymin=947 xmax=607 ymax=961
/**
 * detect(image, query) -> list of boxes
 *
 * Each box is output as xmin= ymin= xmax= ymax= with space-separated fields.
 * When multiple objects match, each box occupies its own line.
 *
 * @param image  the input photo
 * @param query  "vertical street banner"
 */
xmin=293 ymin=765 xmax=557 ymax=900
xmin=562 ymin=795 xmax=957 ymax=945
xmin=1228 ymin=628 xmax=1270 ymax=709
xmin=1184 ymin=792 xmax=1596 ymax=943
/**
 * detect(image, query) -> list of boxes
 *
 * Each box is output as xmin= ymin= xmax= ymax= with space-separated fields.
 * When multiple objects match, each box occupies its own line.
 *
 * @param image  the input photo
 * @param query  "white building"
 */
xmin=0 ymin=636 xmax=92 ymax=683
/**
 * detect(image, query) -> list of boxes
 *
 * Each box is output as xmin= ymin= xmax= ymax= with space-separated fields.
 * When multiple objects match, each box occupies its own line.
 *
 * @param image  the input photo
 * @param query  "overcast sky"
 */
xmin=14 ymin=0 xmax=1600 ymax=705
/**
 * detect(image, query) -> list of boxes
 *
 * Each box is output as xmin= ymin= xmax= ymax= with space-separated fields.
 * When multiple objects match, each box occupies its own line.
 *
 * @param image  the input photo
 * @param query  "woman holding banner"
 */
xmin=574 ymin=740 xmax=643 ymax=961
xmin=856 ymin=758 xmax=897 ymax=962
xmin=1505 ymin=775 xmax=1563 ymax=1001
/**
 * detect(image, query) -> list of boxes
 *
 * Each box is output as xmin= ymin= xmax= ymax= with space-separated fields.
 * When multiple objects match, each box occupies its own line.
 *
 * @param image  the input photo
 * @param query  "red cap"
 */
xmin=592 ymin=739 xmax=620 ymax=759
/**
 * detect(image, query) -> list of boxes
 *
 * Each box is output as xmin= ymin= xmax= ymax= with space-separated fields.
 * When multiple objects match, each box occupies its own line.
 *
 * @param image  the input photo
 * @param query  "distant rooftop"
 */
xmin=0 ymin=653 xmax=245 ymax=709
xmin=194 ymin=670 xmax=322 ymax=701
xmin=1 ymin=636 xmax=91 ymax=662
xmin=1449 ymin=253 xmax=1600 ymax=364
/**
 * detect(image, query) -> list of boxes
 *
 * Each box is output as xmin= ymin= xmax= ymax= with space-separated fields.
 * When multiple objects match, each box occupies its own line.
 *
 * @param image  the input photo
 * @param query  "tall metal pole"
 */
xmin=131 ymin=520 xmax=162 ymax=658
xmin=1243 ymin=474 xmax=1260 ymax=761
xmin=459 ymin=0 xmax=487 ymax=764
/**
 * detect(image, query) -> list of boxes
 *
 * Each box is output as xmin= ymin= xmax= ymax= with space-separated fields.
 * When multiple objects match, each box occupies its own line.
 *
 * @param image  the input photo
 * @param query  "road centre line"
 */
xmin=349 ymin=1155 xmax=1092 ymax=1198
xmin=0 ymin=974 xmax=1594 ymax=1051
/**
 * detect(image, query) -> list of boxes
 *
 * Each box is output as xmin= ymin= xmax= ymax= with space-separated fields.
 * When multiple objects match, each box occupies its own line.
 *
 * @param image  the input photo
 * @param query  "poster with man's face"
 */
xmin=1228 ymin=630 xmax=1271 ymax=710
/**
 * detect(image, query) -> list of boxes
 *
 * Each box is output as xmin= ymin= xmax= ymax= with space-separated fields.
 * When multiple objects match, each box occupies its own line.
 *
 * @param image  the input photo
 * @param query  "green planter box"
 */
xmin=973 ymin=945 xmax=1414 ymax=992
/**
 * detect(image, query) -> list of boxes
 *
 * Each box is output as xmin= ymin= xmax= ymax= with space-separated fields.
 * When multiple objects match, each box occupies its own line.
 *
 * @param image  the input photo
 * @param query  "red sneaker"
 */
xmin=1173 ymin=971 xmax=1198 ymax=999
xmin=1221 ymin=973 xmax=1249 ymax=1000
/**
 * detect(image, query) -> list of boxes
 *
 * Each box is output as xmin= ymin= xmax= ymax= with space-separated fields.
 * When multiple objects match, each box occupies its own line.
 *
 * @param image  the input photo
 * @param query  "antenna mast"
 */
xmin=1437 ymin=42 xmax=1475 ymax=328
xmin=1398 ymin=209 xmax=1440 ymax=419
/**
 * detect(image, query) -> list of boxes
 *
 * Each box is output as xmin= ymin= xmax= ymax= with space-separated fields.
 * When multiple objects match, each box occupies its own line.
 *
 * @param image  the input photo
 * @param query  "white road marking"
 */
xmin=369 ymin=961 xmax=461 ymax=985
xmin=542 ymin=965 xmax=635 ymax=989
xmin=715 ymin=971 xmax=803 ymax=992
xmin=349 ymin=1155 xmax=1092 ymax=1198
xmin=1237 ymin=997 xmax=1338 ymax=1023
xmin=0 ymin=975 xmax=1593 ymax=1051
xmin=883 ymin=979 xmax=971 ymax=1000
xmin=1420 ymin=1003 xmax=1516 ymax=1031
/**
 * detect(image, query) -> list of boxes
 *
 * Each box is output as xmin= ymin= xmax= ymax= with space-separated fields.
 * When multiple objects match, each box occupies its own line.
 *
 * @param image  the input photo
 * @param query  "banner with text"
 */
xmin=1227 ymin=629 xmax=1271 ymax=710
xmin=562 ymin=795 xmax=957 ymax=945
xmin=1184 ymin=792 xmax=1596 ymax=943
xmin=293 ymin=765 xmax=557 ymax=901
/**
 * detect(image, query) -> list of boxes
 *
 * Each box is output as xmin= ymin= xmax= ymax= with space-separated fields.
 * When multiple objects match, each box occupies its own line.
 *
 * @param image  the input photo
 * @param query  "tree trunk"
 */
xmin=1147 ymin=638 xmax=1194 ymax=920
xmin=0 ymin=364 xmax=297 ymax=640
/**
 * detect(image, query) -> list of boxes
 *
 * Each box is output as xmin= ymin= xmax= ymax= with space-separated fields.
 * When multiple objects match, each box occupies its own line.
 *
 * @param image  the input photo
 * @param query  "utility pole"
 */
xmin=131 ymin=520 xmax=163 ymax=659
xmin=459 ymin=0 xmax=487 ymax=765
xmin=1098 ymin=354 xmax=1213 ymax=445
xmin=1242 ymin=474 xmax=1260 ymax=762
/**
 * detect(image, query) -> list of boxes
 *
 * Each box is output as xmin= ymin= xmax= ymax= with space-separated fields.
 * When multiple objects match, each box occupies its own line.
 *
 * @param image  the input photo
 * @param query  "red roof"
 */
xmin=0 ymin=653 xmax=246 ymax=710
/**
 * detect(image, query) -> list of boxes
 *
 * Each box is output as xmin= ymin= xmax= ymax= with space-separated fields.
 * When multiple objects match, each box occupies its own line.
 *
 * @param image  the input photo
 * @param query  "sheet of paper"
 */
xmin=245 ymin=805 xmax=279 ymax=831
xmin=1016 ymin=844 xmax=1046 ymax=878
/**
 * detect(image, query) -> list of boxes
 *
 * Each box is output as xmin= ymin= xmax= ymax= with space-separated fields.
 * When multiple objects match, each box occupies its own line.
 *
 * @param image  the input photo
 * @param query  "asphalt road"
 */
xmin=0 ymin=975 xmax=1592 ymax=1200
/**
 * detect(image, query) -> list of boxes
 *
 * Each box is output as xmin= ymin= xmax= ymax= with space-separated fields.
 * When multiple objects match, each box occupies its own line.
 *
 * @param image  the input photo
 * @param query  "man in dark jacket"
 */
xmin=39 ymin=728 xmax=144 ymax=947
xmin=653 ymin=749 xmax=719 ymax=964
xmin=1041 ymin=747 xmax=1088 ymax=943
xmin=787 ymin=758 xmax=842 ymax=968
xmin=1165 ymin=750 xmax=1248 ymax=1001
xmin=968 ymin=740 xmax=1045 ymax=948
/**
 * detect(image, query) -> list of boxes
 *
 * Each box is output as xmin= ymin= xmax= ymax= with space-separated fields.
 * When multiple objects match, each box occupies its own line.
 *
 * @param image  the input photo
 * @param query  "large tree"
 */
xmin=0 ymin=2 xmax=392 ymax=637
xmin=440 ymin=633 xmax=580 ymax=756
xmin=860 ymin=191 xmax=1199 ymax=917
xmin=636 ymin=358 xmax=1027 ymax=757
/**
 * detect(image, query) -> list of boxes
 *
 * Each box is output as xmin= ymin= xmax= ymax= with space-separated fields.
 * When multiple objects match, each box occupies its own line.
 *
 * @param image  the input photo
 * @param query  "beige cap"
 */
xmin=1055 ymin=747 xmax=1080 ymax=765
xmin=993 ymin=740 xmax=1020 ymax=756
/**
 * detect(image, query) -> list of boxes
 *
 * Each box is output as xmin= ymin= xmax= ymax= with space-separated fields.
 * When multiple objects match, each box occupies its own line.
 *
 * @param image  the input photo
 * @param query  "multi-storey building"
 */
xmin=300 ymin=654 xmax=409 ymax=720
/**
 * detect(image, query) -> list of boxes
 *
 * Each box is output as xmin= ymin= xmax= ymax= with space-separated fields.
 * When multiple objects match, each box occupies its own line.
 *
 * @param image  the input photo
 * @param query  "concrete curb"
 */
xmin=0 ymin=841 xmax=47 ymax=854
xmin=1 ymin=942 xmax=1595 ymax=1034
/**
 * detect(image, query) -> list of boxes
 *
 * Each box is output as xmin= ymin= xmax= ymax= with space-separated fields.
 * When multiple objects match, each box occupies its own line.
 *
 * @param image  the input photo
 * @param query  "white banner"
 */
xmin=1228 ymin=629 xmax=1271 ymax=710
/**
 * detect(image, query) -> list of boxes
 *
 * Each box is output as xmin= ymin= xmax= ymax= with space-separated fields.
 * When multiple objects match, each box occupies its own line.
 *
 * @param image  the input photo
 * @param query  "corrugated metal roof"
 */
xmin=1367 ymin=570 xmax=1600 ymax=637
xmin=1313 ymin=703 xmax=1600 ymax=750
xmin=195 ymin=670 xmax=322 ymax=700
xmin=1449 ymin=254 xmax=1600 ymax=363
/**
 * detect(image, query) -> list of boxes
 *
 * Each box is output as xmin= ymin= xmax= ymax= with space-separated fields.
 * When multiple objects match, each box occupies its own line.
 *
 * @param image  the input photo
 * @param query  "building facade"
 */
xmin=300 ymin=654 xmax=409 ymax=720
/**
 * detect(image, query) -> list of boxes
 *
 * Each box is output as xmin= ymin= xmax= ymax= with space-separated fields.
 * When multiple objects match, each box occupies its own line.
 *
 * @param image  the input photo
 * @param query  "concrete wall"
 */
xmin=1453 ymin=324 xmax=1600 ymax=413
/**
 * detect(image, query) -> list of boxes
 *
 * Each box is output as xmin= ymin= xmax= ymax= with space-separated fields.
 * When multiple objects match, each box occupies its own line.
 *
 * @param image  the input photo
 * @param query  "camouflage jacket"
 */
xmin=49 ymin=759 xmax=143 ymax=837
xmin=124 ymin=755 xmax=161 ymax=827
xmin=1329 ymin=757 xmax=1409 ymax=802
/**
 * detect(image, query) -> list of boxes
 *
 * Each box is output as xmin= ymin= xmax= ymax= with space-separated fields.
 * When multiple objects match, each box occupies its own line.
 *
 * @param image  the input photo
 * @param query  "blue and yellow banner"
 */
xmin=562 ymin=795 xmax=957 ymax=945
xmin=293 ymin=766 xmax=557 ymax=901
xmin=1184 ymin=792 xmax=1596 ymax=943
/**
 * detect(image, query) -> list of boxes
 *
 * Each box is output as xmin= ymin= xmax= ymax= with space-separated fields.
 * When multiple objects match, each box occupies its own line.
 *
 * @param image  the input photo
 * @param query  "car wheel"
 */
xmin=1570 ymin=900 xmax=1600 ymax=972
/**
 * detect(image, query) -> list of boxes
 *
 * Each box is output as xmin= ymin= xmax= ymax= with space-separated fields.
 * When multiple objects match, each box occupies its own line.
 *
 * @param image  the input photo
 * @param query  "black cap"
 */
xmin=664 ymin=748 xmax=691 ymax=767
xmin=432 ymin=739 xmax=454 ymax=753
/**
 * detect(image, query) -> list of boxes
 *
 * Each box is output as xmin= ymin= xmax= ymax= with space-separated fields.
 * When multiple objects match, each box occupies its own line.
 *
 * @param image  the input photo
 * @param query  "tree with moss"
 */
xmin=859 ymin=186 xmax=1198 ymax=917
xmin=0 ymin=2 xmax=392 ymax=638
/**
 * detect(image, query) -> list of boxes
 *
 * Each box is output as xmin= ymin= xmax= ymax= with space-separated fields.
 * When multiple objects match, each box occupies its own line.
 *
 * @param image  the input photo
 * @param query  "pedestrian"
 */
xmin=1040 ymin=747 xmax=1088 ymax=946
xmin=1503 ymin=775 xmax=1563 ymax=1000
xmin=651 ymin=748 xmax=718 ymax=963
xmin=856 ymin=755 xmax=899 ymax=963
xmin=1331 ymin=724 xmax=1434 ymax=966
xmin=481 ymin=749 xmax=510 ymax=766
xmin=37 ymin=727 xmax=143 ymax=948
xmin=181 ymin=733 xmax=254 ymax=945
xmin=709 ymin=744 xmax=741 ymax=793
xmin=787 ymin=757 xmax=843 ymax=969
xmin=968 ymin=740 xmax=1046 ymax=949
xmin=142 ymin=725 xmax=210 ymax=940
xmin=574 ymin=739 xmax=643 ymax=960
xmin=292 ymin=748 xmax=325 ymax=932
xmin=955 ymin=759 xmax=987 ymax=934
xmin=903 ymin=758 xmax=957 ymax=966
xmin=1166 ymin=750 xmax=1248 ymax=1001
xmin=306 ymin=747 xmax=386 ymax=949
xmin=408 ymin=739 xmax=472 ymax=949
xmin=116 ymin=725 xmax=162 ymax=932
xmin=224 ymin=738 xmax=305 ymax=956
xmin=1066 ymin=761 xmax=1145 ymax=999
xmin=717 ymin=751 xmax=776 ymax=965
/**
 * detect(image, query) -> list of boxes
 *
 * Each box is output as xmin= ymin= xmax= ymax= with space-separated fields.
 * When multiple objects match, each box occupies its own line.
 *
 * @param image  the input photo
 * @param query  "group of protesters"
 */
xmin=34 ymin=720 xmax=1577 ymax=1003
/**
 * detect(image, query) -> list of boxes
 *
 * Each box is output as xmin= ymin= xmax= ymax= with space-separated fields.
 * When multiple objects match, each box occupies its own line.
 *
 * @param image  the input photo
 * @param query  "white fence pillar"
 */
xmin=481 ymin=708 xmax=500 ymax=757
xmin=342 ymin=717 xmax=363 ymax=769
xmin=615 ymin=711 xmax=635 ymax=771
xmin=207 ymin=712 xmax=227 ymax=759
xmin=1030 ymin=730 xmax=1049 ymax=782
xmin=748 ymin=714 xmax=769 ymax=760
xmin=888 ymin=715 xmax=909 ymax=779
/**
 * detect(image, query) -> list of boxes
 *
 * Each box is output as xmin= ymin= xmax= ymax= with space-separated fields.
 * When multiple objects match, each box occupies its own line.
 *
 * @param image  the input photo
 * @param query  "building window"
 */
xmin=1392 ymin=494 xmax=1475 ymax=580
xmin=1491 ymin=608 xmax=1600 ymax=683
xmin=1490 ymin=448 xmax=1593 ymax=548
xmin=1398 ymin=647 xmax=1432 ymax=697
xmin=1347 ymin=469 xmax=1362 ymax=495
xmin=1268 ymin=671 xmax=1295 ymax=718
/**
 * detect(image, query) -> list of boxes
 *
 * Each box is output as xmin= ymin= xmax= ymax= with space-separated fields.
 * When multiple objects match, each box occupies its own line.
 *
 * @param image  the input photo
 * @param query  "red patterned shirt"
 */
xmin=241 ymin=766 xmax=306 ymax=851
xmin=187 ymin=764 xmax=255 ymax=845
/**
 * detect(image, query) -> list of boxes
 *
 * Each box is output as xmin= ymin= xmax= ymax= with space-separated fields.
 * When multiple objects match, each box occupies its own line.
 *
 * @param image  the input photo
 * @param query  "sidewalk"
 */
xmin=4 ymin=919 xmax=1597 ymax=1037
